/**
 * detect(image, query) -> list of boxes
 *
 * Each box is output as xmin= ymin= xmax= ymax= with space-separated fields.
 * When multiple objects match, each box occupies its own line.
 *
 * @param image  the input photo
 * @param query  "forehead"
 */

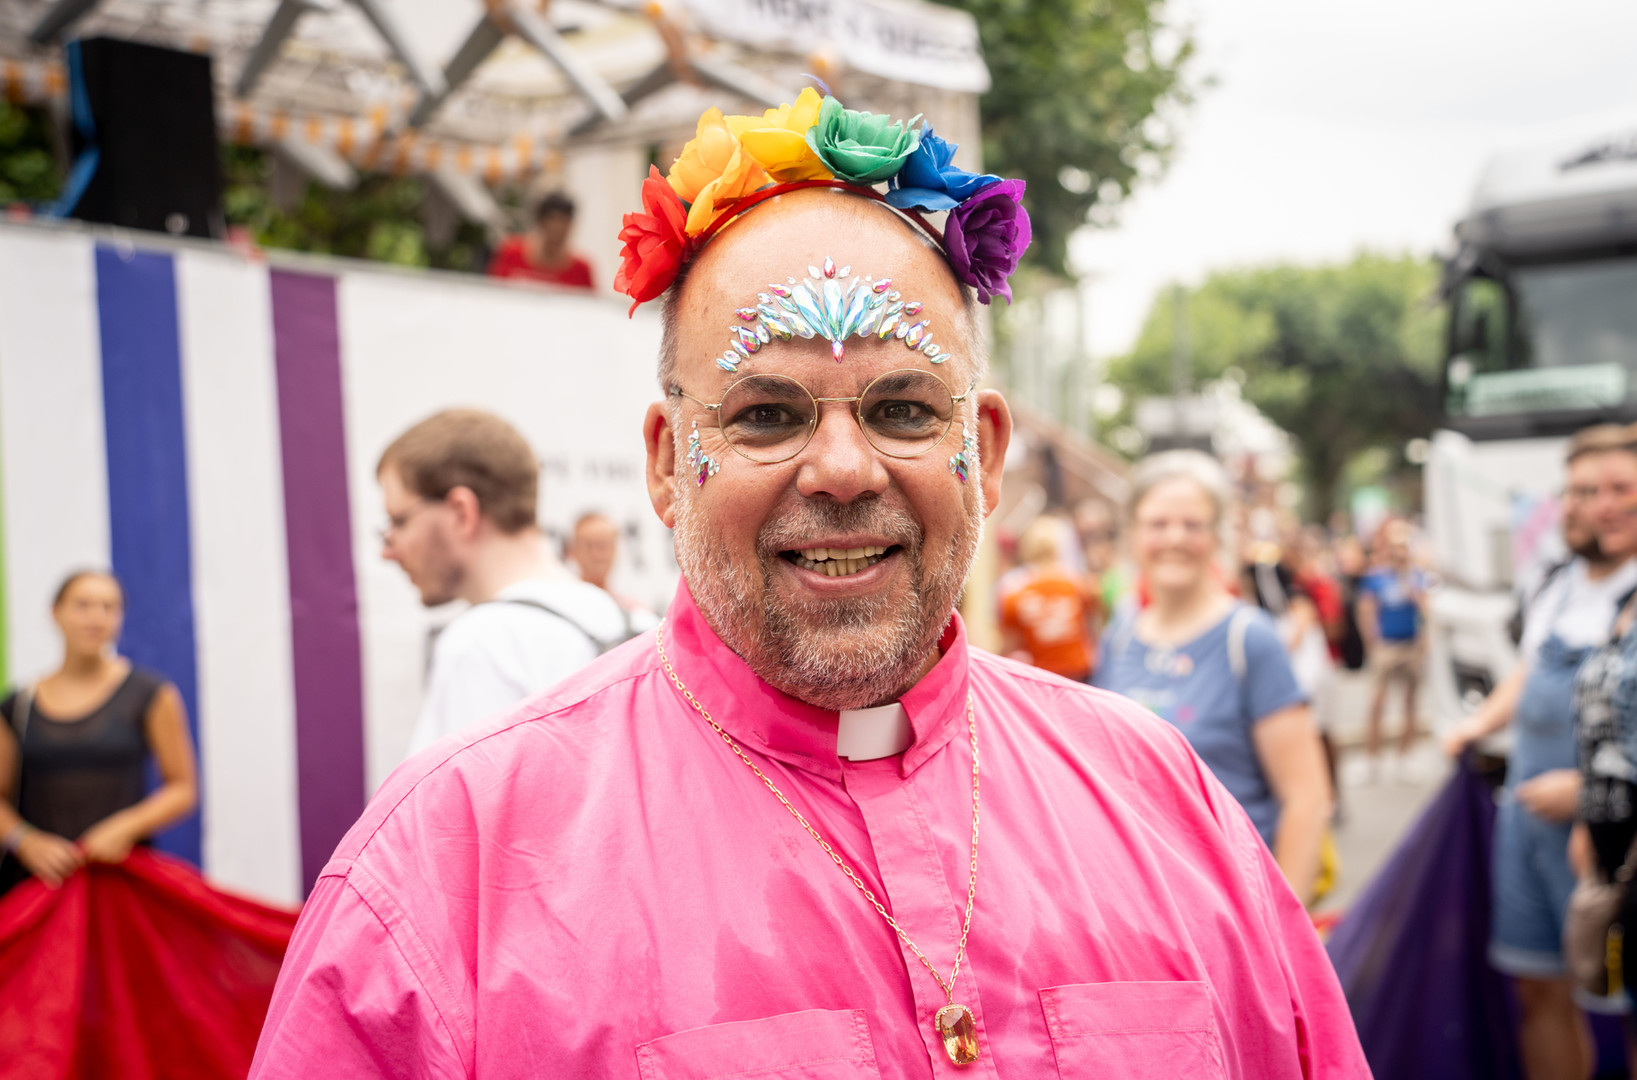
xmin=1137 ymin=476 xmax=1214 ymax=514
xmin=673 ymin=191 xmax=971 ymax=390
xmin=65 ymin=574 xmax=120 ymax=602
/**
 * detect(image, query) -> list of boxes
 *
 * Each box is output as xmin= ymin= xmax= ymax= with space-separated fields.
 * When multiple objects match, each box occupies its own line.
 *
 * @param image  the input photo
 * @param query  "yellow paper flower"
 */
xmin=726 ymin=88 xmax=833 ymax=183
xmin=667 ymin=107 xmax=770 ymax=235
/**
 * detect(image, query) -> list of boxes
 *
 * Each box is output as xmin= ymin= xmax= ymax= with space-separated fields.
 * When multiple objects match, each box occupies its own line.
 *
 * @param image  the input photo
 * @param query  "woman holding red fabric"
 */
xmin=0 ymin=569 xmax=197 ymax=893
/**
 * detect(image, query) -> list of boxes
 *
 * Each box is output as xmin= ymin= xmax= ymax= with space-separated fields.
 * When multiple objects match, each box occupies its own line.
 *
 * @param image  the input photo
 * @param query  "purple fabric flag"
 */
xmin=1326 ymin=759 xmax=1521 ymax=1080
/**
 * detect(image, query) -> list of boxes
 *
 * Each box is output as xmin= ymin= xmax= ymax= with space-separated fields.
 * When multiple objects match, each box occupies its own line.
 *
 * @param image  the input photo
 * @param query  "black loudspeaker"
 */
xmin=67 ymin=37 xmax=223 ymax=239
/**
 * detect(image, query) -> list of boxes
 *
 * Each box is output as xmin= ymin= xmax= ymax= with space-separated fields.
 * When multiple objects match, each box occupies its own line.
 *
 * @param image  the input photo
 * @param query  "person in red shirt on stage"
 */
xmin=487 ymin=192 xmax=594 ymax=289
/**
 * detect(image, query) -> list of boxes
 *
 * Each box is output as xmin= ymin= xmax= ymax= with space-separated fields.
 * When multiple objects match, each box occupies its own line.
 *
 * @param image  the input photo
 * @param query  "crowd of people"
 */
xmin=0 ymin=407 xmax=652 ymax=900
xmin=993 ymin=424 xmax=1637 ymax=1079
xmin=994 ymin=449 xmax=1435 ymax=908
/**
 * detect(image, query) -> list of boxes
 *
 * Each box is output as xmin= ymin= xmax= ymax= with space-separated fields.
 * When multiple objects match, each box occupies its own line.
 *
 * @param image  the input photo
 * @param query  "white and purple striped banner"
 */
xmin=0 ymin=223 xmax=670 ymax=905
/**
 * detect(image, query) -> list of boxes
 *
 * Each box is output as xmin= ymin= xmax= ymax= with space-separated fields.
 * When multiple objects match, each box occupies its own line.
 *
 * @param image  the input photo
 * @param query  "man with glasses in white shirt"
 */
xmin=377 ymin=408 xmax=629 ymax=758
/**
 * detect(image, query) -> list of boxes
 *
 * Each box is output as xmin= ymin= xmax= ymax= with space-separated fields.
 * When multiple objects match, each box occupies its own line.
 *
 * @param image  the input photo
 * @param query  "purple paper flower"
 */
xmin=945 ymin=178 xmax=1031 ymax=304
xmin=885 ymin=125 xmax=999 ymax=212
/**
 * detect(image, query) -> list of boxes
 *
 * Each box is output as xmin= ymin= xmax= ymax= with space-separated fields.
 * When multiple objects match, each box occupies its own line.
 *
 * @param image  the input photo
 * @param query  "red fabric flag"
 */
xmin=0 ymin=848 xmax=299 ymax=1080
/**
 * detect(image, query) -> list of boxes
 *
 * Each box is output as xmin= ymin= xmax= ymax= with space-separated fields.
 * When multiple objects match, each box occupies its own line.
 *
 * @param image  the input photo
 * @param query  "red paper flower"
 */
xmin=615 ymin=166 xmax=690 ymax=315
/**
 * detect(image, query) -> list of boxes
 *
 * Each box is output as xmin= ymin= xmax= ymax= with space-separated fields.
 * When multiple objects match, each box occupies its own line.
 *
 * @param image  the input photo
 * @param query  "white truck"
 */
xmin=1424 ymin=128 xmax=1637 ymax=727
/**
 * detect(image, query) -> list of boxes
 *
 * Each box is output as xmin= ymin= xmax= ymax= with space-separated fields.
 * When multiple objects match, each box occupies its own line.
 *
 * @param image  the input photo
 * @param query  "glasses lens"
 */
xmin=718 ymin=375 xmax=817 ymax=462
xmin=859 ymin=369 xmax=956 ymax=457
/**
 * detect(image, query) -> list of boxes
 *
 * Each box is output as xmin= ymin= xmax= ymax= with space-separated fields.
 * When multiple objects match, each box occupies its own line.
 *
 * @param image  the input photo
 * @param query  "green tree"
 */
xmin=1106 ymin=254 xmax=1445 ymax=517
xmin=0 ymin=102 xmax=62 ymax=204
xmin=221 ymin=146 xmax=490 ymax=272
xmin=942 ymin=0 xmax=1196 ymax=277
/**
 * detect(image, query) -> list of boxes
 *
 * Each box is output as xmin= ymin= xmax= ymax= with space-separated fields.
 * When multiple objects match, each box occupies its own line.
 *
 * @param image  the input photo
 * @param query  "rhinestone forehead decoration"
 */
xmin=685 ymin=421 xmax=720 ymax=486
xmin=716 ymin=256 xmax=950 ymax=372
xmin=949 ymin=423 xmax=977 ymax=484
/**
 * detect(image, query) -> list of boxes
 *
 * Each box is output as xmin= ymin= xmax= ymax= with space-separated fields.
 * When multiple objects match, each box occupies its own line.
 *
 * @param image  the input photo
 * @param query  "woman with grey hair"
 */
xmin=1094 ymin=450 xmax=1334 ymax=903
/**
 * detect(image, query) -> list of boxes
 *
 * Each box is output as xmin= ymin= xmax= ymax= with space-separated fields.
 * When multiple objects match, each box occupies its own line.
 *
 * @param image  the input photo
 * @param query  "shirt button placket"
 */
xmin=842 ymin=760 xmax=998 ymax=1077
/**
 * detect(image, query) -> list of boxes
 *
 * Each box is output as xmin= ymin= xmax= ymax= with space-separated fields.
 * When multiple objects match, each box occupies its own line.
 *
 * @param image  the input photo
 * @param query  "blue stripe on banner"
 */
xmin=95 ymin=245 xmax=202 ymax=865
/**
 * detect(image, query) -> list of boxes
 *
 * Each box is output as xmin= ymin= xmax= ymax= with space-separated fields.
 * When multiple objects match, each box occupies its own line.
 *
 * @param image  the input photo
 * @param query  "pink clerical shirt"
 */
xmin=250 ymin=582 xmax=1369 ymax=1078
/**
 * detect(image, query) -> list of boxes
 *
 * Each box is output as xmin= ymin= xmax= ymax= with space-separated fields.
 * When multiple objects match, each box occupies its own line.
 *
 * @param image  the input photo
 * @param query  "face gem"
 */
xmin=822 ymin=277 xmax=846 ymax=329
xmin=723 ymin=260 xmax=938 ymax=366
xmin=948 ymin=423 xmax=977 ymax=484
xmin=685 ymin=421 xmax=721 ymax=486
xmin=717 ymin=356 xmax=740 ymax=372
xmin=932 ymin=352 xmax=951 ymax=364
xmin=840 ymin=284 xmax=872 ymax=338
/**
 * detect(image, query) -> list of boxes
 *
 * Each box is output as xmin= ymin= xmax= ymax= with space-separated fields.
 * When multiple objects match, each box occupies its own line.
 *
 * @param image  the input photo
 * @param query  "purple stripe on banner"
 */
xmin=270 ymin=270 xmax=365 ymax=894
xmin=94 ymin=246 xmax=202 ymax=865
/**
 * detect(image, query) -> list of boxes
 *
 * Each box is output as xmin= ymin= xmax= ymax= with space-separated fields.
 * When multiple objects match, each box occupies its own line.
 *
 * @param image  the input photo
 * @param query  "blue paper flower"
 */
xmin=885 ymin=125 xmax=1001 ymax=212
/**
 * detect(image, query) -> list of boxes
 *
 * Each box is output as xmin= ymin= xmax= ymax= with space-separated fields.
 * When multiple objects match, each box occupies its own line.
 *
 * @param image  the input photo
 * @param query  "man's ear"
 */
xmin=645 ymin=402 xmax=678 ymax=529
xmin=974 ymin=389 xmax=1011 ymax=518
xmin=446 ymin=485 xmax=484 ymax=539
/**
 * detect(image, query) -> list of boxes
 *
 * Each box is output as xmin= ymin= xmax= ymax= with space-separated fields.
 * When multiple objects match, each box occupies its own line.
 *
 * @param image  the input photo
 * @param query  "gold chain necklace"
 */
xmin=656 ymin=627 xmax=983 ymax=1067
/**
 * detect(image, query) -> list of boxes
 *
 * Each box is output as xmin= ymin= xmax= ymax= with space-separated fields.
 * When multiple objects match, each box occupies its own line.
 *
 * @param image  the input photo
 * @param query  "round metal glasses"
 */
xmin=670 ymin=368 xmax=974 ymax=464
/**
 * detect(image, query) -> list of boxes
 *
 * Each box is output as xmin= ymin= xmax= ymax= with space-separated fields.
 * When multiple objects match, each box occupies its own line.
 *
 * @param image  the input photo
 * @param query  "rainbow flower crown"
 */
xmin=614 ymin=89 xmax=1031 ymax=316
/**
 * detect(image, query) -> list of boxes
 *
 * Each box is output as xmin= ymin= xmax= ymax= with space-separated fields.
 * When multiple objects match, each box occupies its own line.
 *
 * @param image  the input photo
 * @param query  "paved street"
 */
xmin=1315 ymin=669 xmax=1447 ymax=916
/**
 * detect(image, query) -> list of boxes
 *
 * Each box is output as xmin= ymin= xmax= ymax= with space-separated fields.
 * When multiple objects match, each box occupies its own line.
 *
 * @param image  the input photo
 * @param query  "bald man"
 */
xmin=252 ymin=176 xmax=1365 ymax=1078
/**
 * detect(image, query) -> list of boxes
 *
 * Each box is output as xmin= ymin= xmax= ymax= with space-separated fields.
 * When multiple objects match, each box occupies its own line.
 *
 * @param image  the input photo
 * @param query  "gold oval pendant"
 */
xmin=934 ymin=1003 xmax=980 ymax=1066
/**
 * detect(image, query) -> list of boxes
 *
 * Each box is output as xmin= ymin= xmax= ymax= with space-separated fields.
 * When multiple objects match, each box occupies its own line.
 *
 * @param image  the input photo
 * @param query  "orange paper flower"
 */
xmin=667 ymin=108 xmax=770 ymax=236
xmin=726 ymin=88 xmax=832 ymax=183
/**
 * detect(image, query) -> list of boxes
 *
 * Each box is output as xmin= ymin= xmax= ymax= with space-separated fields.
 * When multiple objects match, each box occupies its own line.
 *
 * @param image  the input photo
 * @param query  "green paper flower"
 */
xmin=803 ymin=96 xmax=922 ymax=185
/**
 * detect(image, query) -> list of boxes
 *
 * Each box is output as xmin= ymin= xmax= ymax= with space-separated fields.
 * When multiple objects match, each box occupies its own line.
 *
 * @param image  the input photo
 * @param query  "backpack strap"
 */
xmin=1227 ymin=605 xmax=1255 ymax=683
xmin=493 ymin=597 xmax=624 ymax=655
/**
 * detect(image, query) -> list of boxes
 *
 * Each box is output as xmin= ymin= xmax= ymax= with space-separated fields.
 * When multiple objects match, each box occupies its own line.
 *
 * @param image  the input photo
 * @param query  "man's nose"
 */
xmin=795 ymin=404 xmax=890 ymax=503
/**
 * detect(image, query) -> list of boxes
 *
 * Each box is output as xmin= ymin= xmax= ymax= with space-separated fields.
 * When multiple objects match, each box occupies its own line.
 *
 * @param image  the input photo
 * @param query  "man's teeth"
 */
xmin=793 ymin=545 xmax=890 ymax=577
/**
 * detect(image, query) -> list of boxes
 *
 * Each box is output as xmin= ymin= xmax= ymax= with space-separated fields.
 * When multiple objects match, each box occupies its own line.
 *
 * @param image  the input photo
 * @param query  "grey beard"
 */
xmin=673 ymin=469 xmax=984 ymax=711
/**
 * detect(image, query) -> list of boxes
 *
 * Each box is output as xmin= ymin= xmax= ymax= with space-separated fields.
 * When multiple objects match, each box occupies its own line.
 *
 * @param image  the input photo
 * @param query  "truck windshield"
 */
xmin=1446 ymin=256 xmax=1637 ymax=419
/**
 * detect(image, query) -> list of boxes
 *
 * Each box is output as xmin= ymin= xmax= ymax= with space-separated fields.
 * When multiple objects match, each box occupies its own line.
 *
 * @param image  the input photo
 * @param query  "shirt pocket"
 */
xmin=635 ymin=1008 xmax=882 ymax=1080
xmin=1039 ymin=981 xmax=1227 ymax=1080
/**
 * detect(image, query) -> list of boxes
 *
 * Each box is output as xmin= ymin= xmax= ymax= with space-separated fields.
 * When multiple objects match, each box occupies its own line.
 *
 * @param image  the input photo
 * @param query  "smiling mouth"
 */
xmin=783 ymin=545 xmax=897 ymax=577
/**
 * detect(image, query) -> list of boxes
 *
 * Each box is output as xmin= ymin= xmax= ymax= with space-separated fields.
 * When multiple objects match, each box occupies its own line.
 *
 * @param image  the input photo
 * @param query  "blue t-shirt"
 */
xmin=1093 ymin=604 xmax=1307 ymax=847
xmin=1360 ymin=567 xmax=1426 ymax=641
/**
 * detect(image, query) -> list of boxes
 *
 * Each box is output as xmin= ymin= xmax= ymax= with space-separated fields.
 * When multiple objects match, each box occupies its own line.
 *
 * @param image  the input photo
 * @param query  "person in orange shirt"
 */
xmin=999 ymin=516 xmax=1102 ymax=682
xmin=488 ymin=193 xmax=594 ymax=289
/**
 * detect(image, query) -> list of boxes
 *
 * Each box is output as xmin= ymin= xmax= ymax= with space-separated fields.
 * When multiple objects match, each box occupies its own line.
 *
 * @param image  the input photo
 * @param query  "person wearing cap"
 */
xmin=251 ymin=92 xmax=1366 ymax=1079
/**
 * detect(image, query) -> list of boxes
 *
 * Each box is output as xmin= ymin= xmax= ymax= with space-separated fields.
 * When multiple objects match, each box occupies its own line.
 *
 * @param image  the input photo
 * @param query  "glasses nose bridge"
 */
xmin=807 ymin=393 xmax=870 ymax=446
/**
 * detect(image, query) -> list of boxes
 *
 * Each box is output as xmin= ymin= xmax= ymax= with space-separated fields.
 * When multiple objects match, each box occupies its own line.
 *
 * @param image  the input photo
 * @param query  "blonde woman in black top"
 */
xmin=0 ymin=570 xmax=197 ymax=892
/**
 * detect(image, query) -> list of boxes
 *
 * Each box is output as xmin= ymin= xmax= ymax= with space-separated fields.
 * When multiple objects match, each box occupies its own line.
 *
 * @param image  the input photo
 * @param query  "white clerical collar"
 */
xmin=835 ymin=702 xmax=914 ymax=761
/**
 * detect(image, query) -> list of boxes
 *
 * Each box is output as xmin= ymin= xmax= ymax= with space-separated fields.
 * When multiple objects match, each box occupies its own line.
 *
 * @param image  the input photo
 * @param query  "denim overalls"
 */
xmin=1489 ymin=630 xmax=1588 ymax=976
